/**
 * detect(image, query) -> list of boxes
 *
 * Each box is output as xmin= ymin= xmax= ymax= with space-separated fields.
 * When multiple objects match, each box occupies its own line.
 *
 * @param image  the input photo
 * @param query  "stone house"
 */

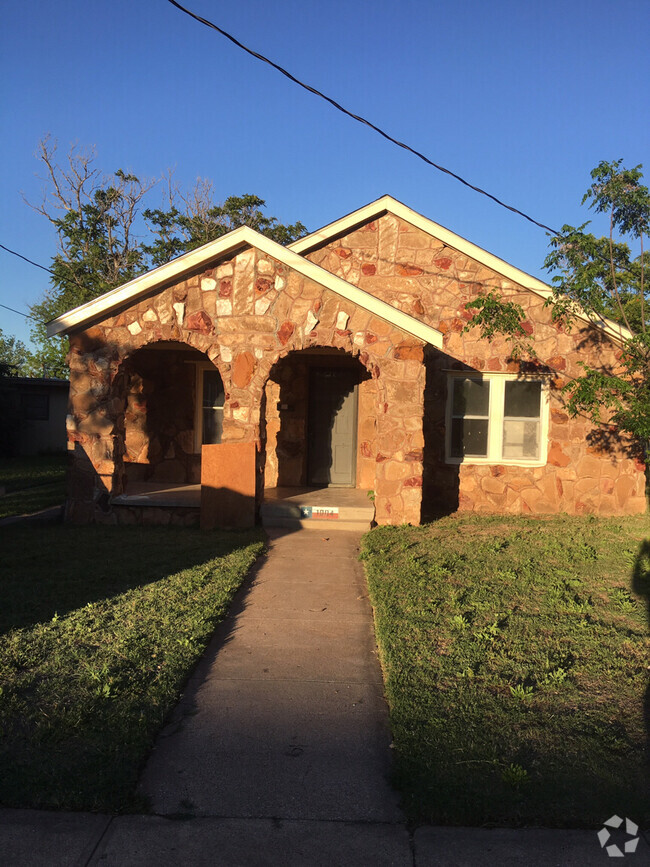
xmin=47 ymin=196 xmax=647 ymax=526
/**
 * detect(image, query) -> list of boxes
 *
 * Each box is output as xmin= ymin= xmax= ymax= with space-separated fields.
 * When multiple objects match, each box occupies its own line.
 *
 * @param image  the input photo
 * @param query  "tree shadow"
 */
xmin=0 ymin=521 xmax=260 ymax=635
xmin=631 ymin=540 xmax=650 ymax=781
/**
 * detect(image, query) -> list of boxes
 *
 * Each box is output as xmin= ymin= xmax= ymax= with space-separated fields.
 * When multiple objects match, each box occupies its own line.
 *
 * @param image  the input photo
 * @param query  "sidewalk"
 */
xmin=0 ymin=529 xmax=647 ymax=865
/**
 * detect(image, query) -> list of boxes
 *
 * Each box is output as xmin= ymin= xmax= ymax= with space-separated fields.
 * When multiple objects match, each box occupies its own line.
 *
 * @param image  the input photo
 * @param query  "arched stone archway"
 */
xmin=259 ymin=346 xmax=375 ymax=493
xmin=65 ymin=336 xmax=225 ymax=523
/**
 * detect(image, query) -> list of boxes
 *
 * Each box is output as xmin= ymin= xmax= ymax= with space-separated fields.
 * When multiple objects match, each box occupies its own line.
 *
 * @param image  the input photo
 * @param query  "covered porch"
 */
xmin=111 ymin=481 xmax=375 ymax=531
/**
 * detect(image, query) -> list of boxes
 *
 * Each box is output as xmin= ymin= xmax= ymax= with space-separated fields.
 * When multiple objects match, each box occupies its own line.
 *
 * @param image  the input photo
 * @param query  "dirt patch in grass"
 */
xmin=0 ymin=523 xmax=265 ymax=812
xmin=362 ymin=513 xmax=650 ymax=828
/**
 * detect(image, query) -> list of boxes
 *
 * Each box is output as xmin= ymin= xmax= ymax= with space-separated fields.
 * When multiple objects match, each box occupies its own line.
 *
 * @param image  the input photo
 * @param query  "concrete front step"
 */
xmin=261 ymin=516 xmax=371 ymax=532
xmin=260 ymin=494 xmax=374 ymax=532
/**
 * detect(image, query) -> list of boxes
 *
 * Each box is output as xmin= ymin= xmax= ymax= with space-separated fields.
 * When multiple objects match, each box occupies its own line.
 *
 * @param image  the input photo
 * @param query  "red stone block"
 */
xmin=219 ymin=280 xmax=232 ymax=297
xmin=394 ymin=342 xmax=424 ymax=361
xmin=548 ymin=441 xmax=570 ymax=467
xmin=361 ymin=263 xmax=376 ymax=276
xmin=434 ymin=257 xmax=452 ymax=270
xmin=185 ymin=310 xmax=214 ymax=334
xmin=277 ymin=321 xmax=295 ymax=345
xmin=232 ymin=352 xmax=255 ymax=388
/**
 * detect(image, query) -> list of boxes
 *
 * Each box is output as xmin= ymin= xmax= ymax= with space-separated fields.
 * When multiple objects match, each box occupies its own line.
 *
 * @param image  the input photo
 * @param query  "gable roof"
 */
xmin=46 ymin=224 xmax=443 ymax=348
xmin=290 ymin=195 xmax=631 ymax=344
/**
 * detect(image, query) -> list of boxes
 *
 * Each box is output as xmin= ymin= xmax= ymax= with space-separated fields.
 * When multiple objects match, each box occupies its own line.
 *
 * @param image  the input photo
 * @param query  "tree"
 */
xmin=0 ymin=328 xmax=31 ymax=377
xmin=466 ymin=160 xmax=650 ymax=463
xmin=27 ymin=137 xmax=307 ymax=376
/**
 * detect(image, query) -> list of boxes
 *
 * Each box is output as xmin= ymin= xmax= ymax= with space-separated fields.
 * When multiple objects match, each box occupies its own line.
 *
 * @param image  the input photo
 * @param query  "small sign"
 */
xmin=300 ymin=505 xmax=339 ymax=520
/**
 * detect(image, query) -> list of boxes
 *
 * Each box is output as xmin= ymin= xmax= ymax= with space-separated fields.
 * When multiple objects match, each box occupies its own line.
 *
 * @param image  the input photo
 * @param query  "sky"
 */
xmin=1 ymin=0 xmax=648 ymax=348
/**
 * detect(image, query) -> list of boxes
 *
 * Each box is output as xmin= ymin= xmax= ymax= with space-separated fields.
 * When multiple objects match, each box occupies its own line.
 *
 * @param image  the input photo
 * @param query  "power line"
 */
xmin=166 ymin=0 xmax=560 ymax=236
xmin=0 ymin=242 xmax=55 ymax=322
xmin=0 ymin=301 xmax=36 ymax=321
xmin=0 ymin=243 xmax=53 ymax=276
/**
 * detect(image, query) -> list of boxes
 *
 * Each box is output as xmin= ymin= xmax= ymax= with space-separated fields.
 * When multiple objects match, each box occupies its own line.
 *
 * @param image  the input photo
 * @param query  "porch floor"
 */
xmin=263 ymin=486 xmax=372 ymax=508
xmin=112 ymin=483 xmax=201 ymax=508
xmin=111 ymin=484 xmax=375 ymax=531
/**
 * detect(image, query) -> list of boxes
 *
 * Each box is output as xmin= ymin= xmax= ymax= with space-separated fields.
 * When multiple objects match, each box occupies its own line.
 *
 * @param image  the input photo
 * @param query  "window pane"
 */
xmin=451 ymin=417 xmax=489 ymax=458
xmin=502 ymin=419 xmax=540 ymax=459
xmin=504 ymin=380 xmax=541 ymax=418
xmin=452 ymin=378 xmax=490 ymax=417
xmin=203 ymin=408 xmax=223 ymax=444
xmin=203 ymin=369 xmax=225 ymax=409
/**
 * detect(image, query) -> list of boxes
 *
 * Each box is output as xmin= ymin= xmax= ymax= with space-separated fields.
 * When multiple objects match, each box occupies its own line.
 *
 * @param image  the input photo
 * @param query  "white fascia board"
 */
xmin=290 ymin=195 xmax=632 ymax=344
xmin=46 ymin=224 xmax=443 ymax=348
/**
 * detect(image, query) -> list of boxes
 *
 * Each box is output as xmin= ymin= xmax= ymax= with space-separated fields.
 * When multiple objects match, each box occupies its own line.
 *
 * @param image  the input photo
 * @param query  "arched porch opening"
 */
xmin=113 ymin=340 xmax=224 ymax=505
xmin=260 ymin=346 xmax=375 ymax=494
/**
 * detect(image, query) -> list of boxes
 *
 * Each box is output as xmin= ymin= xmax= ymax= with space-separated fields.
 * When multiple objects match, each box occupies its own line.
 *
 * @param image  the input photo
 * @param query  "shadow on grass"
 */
xmin=0 ymin=522 xmax=266 ymax=812
xmin=0 ymin=523 xmax=259 ymax=634
xmin=632 ymin=540 xmax=650 ymax=786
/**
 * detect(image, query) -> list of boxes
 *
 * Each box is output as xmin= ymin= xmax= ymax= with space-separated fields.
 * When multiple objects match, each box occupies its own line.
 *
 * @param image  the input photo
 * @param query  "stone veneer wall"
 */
xmin=65 ymin=248 xmax=426 ymax=524
xmin=305 ymin=214 xmax=646 ymax=516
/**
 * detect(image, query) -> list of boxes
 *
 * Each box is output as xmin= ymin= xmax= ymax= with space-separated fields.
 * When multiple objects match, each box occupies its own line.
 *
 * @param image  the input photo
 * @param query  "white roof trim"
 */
xmin=46 ymin=225 xmax=443 ymax=349
xmin=289 ymin=195 xmax=632 ymax=344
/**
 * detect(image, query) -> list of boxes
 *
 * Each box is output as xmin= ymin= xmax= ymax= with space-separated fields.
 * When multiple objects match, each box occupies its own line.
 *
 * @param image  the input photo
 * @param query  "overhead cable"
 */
xmin=166 ymin=0 xmax=559 ymax=235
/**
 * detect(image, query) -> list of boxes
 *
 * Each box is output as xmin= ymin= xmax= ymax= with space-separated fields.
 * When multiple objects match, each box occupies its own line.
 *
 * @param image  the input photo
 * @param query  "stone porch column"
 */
xmin=373 ymin=350 xmax=426 ymax=526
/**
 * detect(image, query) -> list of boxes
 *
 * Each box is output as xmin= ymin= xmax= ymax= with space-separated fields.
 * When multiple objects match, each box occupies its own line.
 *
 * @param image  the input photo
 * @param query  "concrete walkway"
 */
xmin=138 ymin=529 xmax=401 ymax=822
xmin=1 ymin=529 xmax=647 ymax=865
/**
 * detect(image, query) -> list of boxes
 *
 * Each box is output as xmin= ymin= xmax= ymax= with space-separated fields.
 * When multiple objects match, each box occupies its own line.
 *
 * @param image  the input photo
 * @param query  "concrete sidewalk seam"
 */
xmin=79 ymin=815 xmax=113 ymax=867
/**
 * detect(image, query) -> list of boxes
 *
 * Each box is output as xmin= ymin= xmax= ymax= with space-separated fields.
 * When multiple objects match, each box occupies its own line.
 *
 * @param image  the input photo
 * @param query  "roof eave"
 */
xmin=46 ymin=224 xmax=443 ymax=349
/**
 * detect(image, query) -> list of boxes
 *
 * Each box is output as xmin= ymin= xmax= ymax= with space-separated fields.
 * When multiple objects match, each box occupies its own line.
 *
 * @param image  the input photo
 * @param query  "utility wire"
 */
xmin=0 ymin=301 xmax=37 ymax=321
xmin=166 ymin=0 xmax=560 ymax=236
xmin=0 ymin=243 xmax=53 ymax=276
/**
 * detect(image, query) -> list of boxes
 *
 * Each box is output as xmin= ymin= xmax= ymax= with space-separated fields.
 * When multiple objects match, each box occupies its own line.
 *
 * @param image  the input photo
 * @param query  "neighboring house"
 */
xmin=46 ymin=196 xmax=646 ymax=525
xmin=0 ymin=376 xmax=68 ymax=456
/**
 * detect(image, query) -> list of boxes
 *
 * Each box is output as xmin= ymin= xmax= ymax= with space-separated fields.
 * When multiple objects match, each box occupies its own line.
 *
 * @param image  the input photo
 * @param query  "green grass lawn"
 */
xmin=362 ymin=514 xmax=650 ymax=828
xmin=0 ymin=523 xmax=265 ymax=812
xmin=0 ymin=454 xmax=68 ymax=519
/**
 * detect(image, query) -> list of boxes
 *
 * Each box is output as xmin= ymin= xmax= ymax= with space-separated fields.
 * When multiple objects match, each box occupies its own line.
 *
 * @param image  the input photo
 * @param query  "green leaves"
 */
xmin=465 ymin=159 xmax=650 ymax=465
xmin=463 ymin=291 xmax=534 ymax=359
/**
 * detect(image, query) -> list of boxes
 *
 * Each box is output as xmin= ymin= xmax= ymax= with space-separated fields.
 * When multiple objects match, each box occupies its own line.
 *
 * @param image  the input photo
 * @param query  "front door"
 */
xmin=307 ymin=368 xmax=358 ymax=486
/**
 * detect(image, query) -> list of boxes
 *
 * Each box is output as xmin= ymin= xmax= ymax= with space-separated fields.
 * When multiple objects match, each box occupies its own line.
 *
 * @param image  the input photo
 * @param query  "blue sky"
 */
xmin=1 ymin=0 xmax=648 ymax=347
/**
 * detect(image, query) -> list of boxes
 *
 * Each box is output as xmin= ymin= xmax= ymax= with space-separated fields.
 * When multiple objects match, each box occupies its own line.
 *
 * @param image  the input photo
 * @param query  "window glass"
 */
xmin=502 ymin=419 xmax=540 ymax=459
xmin=451 ymin=417 xmax=489 ymax=458
xmin=452 ymin=378 xmax=490 ymax=417
xmin=504 ymin=380 xmax=541 ymax=418
xmin=451 ymin=378 xmax=490 ymax=457
xmin=202 ymin=369 xmax=225 ymax=444
xmin=202 ymin=370 xmax=225 ymax=410
xmin=502 ymin=381 xmax=541 ymax=459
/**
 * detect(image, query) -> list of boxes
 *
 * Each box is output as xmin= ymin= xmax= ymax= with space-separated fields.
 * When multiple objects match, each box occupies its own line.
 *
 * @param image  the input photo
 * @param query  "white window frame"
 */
xmin=445 ymin=372 xmax=550 ymax=467
xmin=193 ymin=362 xmax=225 ymax=453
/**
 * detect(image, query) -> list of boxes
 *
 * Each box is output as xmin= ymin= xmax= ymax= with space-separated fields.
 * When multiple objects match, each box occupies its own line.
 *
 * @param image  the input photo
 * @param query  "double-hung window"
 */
xmin=194 ymin=364 xmax=225 ymax=452
xmin=446 ymin=374 xmax=548 ymax=465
